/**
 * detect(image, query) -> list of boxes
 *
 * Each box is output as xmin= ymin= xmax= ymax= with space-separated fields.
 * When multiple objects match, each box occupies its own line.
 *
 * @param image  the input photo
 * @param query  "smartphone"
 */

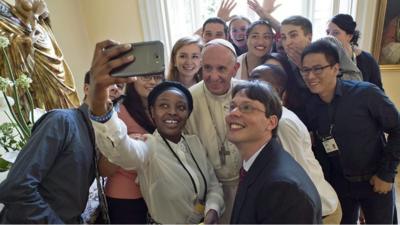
xmin=110 ymin=41 xmax=164 ymax=77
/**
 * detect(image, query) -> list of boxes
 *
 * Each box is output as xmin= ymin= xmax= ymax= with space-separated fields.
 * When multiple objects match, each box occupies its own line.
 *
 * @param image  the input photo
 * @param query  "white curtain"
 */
xmin=138 ymin=0 xmax=173 ymax=66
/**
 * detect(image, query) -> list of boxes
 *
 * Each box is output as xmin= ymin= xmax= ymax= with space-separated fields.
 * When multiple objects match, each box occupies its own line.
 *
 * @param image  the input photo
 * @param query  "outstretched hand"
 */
xmin=248 ymin=0 xmax=281 ymax=19
xmin=89 ymin=40 xmax=135 ymax=116
xmin=217 ymin=0 xmax=237 ymax=22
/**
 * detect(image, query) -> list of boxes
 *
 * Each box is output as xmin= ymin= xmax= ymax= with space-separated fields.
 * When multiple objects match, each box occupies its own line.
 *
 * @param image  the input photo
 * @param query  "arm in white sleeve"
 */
xmin=91 ymin=111 xmax=149 ymax=170
xmin=204 ymin=158 xmax=225 ymax=217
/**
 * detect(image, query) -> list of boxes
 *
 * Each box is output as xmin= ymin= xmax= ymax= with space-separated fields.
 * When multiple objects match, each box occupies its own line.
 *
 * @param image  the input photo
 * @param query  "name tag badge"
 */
xmin=322 ymin=136 xmax=339 ymax=154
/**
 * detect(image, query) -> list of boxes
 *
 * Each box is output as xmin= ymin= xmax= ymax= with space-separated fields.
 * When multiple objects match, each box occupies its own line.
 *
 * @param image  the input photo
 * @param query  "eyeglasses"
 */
xmin=300 ymin=64 xmax=333 ymax=76
xmin=229 ymin=103 xmax=266 ymax=114
xmin=139 ymin=74 xmax=164 ymax=82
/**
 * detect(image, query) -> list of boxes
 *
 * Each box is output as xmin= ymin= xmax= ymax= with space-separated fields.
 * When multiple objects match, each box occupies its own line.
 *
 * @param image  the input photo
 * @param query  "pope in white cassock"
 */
xmin=185 ymin=39 xmax=244 ymax=223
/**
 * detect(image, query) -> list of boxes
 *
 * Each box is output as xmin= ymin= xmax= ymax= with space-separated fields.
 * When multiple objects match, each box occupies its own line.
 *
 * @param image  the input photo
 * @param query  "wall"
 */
xmin=47 ymin=0 xmax=144 ymax=100
xmin=46 ymin=0 xmax=92 ymax=100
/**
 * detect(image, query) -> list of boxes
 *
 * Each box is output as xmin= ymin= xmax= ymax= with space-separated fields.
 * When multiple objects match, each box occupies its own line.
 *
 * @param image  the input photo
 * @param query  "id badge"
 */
xmin=322 ymin=136 xmax=339 ymax=154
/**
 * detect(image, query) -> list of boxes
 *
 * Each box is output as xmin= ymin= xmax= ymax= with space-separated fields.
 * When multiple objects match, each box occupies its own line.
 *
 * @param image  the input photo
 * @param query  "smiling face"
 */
xmin=280 ymin=24 xmax=312 ymax=55
xmin=301 ymin=53 xmax=339 ymax=102
xmin=246 ymin=24 xmax=274 ymax=58
xmin=175 ymin=43 xmax=202 ymax=80
xmin=202 ymin=23 xmax=227 ymax=43
xmin=201 ymin=44 xmax=239 ymax=95
xmin=230 ymin=19 xmax=250 ymax=48
xmin=225 ymin=90 xmax=276 ymax=149
xmin=150 ymin=89 xmax=189 ymax=143
xmin=133 ymin=74 xmax=163 ymax=102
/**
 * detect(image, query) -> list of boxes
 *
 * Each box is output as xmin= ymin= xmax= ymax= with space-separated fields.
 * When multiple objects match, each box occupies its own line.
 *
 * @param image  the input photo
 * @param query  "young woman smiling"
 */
xmin=167 ymin=36 xmax=203 ymax=88
xmin=235 ymin=20 xmax=274 ymax=80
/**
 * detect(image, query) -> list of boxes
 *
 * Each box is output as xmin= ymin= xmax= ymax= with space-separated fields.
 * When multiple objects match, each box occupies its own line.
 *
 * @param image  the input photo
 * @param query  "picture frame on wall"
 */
xmin=372 ymin=0 xmax=400 ymax=71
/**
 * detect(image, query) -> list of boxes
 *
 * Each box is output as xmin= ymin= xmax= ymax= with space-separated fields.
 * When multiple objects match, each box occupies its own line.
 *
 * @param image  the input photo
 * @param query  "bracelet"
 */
xmin=89 ymin=107 xmax=114 ymax=123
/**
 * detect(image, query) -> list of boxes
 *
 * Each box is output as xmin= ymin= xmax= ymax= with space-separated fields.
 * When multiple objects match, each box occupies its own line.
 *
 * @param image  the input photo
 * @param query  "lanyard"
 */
xmin=316 ymin=100 xmax=337 ymax=138
xmin=161 ymin=135 xmax=208 ymax=200
xmin=202 ymin=85 xmax=228 ymax=153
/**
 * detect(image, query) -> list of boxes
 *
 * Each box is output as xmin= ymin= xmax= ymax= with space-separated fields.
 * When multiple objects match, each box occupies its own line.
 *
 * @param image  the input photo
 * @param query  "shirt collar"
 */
xmin=242 ymin=142 xmax=267 ymax=171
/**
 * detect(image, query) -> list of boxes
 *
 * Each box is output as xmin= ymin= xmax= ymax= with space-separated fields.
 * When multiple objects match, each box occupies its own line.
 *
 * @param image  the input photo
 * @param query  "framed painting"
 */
xmin=372 ymin=0 xmax=400 ymax=71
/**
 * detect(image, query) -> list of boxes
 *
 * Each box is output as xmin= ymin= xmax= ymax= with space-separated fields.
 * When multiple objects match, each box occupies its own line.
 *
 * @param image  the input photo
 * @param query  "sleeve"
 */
xmin=204 ymin=158 xmax=225 ymax=217
xmin=0 ymin=111 xmax=67 ymax=223
xmin=369 ymin=60 xmax=384 ymax=91
xmin=367 ymin=85 xmax=400 ymax=182
xmin=277 ymin=117 xmax=306 ymax=162
xmin=364 ymin=52 xmax=384 ymax=91
xmin=257 ymin=182 xmax=320 ymax=224
xmin=91 ymin=111 xmax=149 ymax=171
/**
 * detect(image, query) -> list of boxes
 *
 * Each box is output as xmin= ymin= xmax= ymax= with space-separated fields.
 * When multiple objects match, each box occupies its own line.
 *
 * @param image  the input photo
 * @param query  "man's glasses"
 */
xmin=229 ymin=103 xmax=266 ymax=114
xmin=139 ymin=74 xmax=164 ymax=82
xmin=300 ymin=64 xmax=333 ymax=76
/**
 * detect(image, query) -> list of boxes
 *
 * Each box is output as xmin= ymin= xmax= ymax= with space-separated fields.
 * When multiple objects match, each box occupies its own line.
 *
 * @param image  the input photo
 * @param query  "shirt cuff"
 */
xmin=205 ymin=202 xmax=221 ymax=218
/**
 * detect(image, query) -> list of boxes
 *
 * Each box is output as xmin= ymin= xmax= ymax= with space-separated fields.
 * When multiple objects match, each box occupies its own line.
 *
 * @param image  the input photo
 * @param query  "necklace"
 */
xmin=202 ymin=84 xmax=230 ymax=165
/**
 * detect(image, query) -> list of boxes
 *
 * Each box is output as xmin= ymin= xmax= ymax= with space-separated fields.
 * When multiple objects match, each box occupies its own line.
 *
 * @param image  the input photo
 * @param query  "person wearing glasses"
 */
xmin=227 ymin=80 xmax=322 ymax=224
xmin=88 ymin=40 xmax=224 ymax=224
xmin=301 ymin=39 xmax=400 ymax=224
xmin=98 ymin=73 xmax=163 ymax=223
xmin=235 ymin=20 xmax=274 ymax=80
xmin=249 ymin=64 xmax=342 ymax=224
xmin=280 ymin=16 xmax=361 ymax=122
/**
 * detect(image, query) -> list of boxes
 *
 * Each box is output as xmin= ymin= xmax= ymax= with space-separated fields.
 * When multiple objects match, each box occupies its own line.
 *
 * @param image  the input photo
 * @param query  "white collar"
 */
xmin=242 ymin=143 xmax=267 ymax=171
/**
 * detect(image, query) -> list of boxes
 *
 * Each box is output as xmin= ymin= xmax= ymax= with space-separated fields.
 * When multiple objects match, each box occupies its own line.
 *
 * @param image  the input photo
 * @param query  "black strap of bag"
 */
xmin=77 ymin=107 xmax=110 ymax=224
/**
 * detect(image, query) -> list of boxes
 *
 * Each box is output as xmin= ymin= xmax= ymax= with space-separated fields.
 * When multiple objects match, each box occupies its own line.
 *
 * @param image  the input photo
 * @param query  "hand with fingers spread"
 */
xmin=369 ymin=175 xmax=393 ymax=194
xmin=217 ymin=0 xmax=237 ymax=22
xmin=89 ymin=40 xmax=135 ymax=116
xmin=248 ymin=0 xmax=281 ymax=19
xmin=262 ymin=0 xmax=281 ymax=14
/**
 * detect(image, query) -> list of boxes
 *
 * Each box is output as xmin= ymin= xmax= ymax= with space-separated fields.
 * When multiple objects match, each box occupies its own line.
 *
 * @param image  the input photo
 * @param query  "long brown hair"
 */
xmin=166 ymin=36 xmax=203 ymax=83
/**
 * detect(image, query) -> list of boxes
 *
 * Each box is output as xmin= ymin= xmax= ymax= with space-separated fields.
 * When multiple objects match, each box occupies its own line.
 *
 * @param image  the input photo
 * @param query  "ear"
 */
xmin=306 ymin=33 xmax=312 ymax=43
xmin=232 ymin=62 xmax=240 ymax=76
xmin=266 ymin=115 xmax=279 ymax=132
xmin=83 ymin=83 xmax=89 ymax=96
xmin=332 ymin=63 xmax=340 ymax=75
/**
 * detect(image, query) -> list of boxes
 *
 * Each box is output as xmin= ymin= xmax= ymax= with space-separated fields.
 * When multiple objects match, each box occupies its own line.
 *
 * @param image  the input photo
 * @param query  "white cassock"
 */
xmin=186 ymin=79 xmax=244 ymax=223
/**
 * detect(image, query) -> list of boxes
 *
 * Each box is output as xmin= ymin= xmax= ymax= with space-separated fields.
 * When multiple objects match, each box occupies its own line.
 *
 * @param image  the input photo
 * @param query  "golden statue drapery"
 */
xmin=0 ymin=0 xmax=79 ymax=110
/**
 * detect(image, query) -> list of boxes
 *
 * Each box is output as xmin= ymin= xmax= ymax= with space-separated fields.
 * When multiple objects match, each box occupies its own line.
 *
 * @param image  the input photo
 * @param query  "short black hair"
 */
xmin=232 ymin=80 xmax=282 ymax=136
xmin=301 ymin=39 xmax=340 ymax=66
xmin=202 ymin=17 xmax=228 ymax=37
xmin=250 ymin=64 xmax=288 ymax=98
xmin=281 ymin=15 xmax=313 ymax=35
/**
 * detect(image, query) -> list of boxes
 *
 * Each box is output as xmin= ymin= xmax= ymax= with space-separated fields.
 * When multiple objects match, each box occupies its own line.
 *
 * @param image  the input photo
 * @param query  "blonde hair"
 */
xmin=166 ymin=36 xmax=203 ymax=82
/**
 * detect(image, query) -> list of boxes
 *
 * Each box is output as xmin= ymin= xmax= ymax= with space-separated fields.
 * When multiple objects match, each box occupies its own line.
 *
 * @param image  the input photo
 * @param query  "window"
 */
xmin=139 ymin=0 xmax=356 ymax=63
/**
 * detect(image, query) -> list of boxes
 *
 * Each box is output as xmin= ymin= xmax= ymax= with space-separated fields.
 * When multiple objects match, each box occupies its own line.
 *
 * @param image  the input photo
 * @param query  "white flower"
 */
xmin=0 ymin=95 xmax=15 ymax=111
xmin=1 ymin=151 xmax=19 ymax=164
xmin=0 ymin=77 xmax=13 ymax=92
xmin=0 ymin=36 xmax=10 ymax=48
xmin=15 ymin=74 xmax=32 ymax=90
